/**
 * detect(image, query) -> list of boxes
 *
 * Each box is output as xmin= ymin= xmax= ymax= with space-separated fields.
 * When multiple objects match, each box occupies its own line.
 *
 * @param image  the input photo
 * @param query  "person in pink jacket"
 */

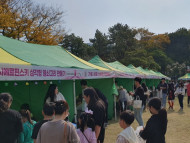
xmin=77 ymin=112 xmax=96 ymax=143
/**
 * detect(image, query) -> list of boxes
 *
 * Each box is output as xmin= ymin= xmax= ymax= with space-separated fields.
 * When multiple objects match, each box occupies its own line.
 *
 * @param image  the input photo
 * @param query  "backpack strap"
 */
xmin=63 ymin=122 xmax=68 ymax=143
xmin=82 ymin=131 xmax=90 ymax=143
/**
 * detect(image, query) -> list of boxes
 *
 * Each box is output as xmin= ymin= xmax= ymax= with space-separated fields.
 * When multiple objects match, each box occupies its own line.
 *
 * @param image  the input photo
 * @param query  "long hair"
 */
xmin=44 ymin=84 xmax=57 ymax=103
xmin=83 ymin=87 xmax=100 ymax=110
xmin=79 ymin=112 xmax=95 ymax=132
xmin=142 ymin=83 xmax=148 ymax=92
xmin=0 ymin=93 xmax=13 ymax=113
xmin=168 ymin=83 xmax=174 ymax=92
xmin=148 ymin=98 xmax=167 ymax=134
xmin=20 ymin=109 xmax=33 ymax=125
xmin=179 ymin=82 xmax=184 ymax=88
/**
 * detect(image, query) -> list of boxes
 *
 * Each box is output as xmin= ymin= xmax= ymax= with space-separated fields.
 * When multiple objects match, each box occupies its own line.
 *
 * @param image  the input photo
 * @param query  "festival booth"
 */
xmin=88 ymin=56 xmax=141 ymax=91
xmin=0 ymin=35 xmax=116 ymax=121
xmin=178 ymin=73 xmax=190 ymax=81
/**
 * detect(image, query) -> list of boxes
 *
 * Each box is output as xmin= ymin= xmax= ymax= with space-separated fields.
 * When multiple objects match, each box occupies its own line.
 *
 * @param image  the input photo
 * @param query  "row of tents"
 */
xmin=0 ymin=35 xmax=170 ymax=121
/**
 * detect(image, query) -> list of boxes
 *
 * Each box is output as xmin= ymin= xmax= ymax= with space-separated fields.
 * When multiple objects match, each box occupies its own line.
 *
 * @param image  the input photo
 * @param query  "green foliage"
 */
xmin=122 ymin=48 xmax=160 ymax=70
xmin=108 ymin=23 xmax=137 ymax=60
xmin=62 ymin=33 xmax=96 ymax=61
xmin=89 ymin=30 xmax=112 ymax=61
xmin=166 ymin=28 xmax=190 ymax=65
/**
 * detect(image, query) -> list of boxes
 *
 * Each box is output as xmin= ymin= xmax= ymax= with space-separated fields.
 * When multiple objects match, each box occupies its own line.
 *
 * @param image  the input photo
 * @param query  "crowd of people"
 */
xmin=0 ymin=78 xmax=189 ymax=143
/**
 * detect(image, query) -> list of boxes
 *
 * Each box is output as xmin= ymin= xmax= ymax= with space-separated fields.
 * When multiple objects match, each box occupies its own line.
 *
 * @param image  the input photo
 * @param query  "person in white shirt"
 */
xmin=44 ymin=84 xmax=66 ymax=103
xmin=116 ymin=110 xmax=138 ymax=143
xmin=175 ymin=82 xmax=185 ymax=110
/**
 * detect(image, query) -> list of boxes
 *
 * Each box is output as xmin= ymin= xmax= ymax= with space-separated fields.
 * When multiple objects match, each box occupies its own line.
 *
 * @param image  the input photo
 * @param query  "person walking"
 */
xmin=175 ymin=82 xmax=185 ymax=111
xmin=36 ymin=100 xmax=80 ymax=143
xmin=187 ymin=81 xmax=190 ymax=105
xmin=160 ymin=78 xmax=168 ymax=109
xmin=0 ymin=93 xmax=23 ymax=143
xmin=129 ymin=77 xmax=145 ymax=126
xmin=142 ymin=83 xmax=149 ymax=111
xmin=140 ymin=98 xmax=167 ymax=143
xmin=118 ymin=86 xmax=128 ymax=113
xmin=83 ymin=87 xmax=106 ymax=143
xmin=157 ymin=81 xmax=163 ymax=101
xmin=167 ymin=82 xmax=175 ymax=110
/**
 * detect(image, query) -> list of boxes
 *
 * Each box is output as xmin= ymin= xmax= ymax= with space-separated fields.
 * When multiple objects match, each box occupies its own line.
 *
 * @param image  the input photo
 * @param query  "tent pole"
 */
xmin=113 ymin=78 xmax=117 ymax=121
xmin=73 ymin=79 xmax=77 ymax=123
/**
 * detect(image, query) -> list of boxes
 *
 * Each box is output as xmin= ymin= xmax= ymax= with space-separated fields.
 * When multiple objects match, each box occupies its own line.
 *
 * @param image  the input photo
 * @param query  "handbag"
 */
xmin=133 ymin=96 xmax=142 ymax=109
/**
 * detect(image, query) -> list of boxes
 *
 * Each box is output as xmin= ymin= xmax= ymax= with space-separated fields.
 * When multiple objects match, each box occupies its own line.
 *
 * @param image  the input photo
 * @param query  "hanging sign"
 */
xmin=0 ymin=64 xmax=117 ymax=81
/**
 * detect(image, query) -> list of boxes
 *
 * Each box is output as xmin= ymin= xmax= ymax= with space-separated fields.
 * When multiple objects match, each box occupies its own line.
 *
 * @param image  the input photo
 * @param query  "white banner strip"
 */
xmin=0 ymin=64 xmax=116 ymax=81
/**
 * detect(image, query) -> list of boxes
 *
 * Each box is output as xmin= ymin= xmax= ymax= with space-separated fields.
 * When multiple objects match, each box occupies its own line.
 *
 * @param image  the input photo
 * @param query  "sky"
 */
xmin=33 ymin=0 xmax=190 ymax=42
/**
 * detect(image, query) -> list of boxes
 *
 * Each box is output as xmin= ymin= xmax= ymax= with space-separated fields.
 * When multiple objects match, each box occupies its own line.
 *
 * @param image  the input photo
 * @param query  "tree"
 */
xmin=0 ymin=0 xmax=65 ymax=45
xmin=108 ymin=23 xmax=137 ymax=60
xmin=62 ymin=33 xmax=96 ymax=60
xmin=166 ymin=62 xmax=186 ymax=79
xmin=166 ymin=28 xmax=190 ymax=65
xmin=148 ymin=49 xmax=172 ymax=74
xmin=90 ymin=29 xmax=113 ymax=61
xmin=122 ymin=48 xmax=160 ymax=70
xmin=135 ymin=28 xmax=171 ymax=72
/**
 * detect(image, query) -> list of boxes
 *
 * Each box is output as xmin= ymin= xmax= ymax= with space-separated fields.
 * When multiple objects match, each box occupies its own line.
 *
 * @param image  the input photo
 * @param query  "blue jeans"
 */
xmin=134 ymin=105 xmax=144 ymax=126
xmin=162 ymin=93 xmax=167 ymax=108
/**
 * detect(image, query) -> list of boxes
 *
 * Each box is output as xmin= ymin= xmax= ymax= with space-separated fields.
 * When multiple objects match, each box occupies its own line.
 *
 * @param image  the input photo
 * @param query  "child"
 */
xmin=77 ymin=112 xmax=96 ymax=143
xmin=140 ymin=98 xmax=167 ymax=143
xmin=116 ymin=110 xmax=138 ymax=143
xmin=18 ymin=109 xmax=36 ymax=143
xmin=32 ymin=102 xmax=55 ymax=143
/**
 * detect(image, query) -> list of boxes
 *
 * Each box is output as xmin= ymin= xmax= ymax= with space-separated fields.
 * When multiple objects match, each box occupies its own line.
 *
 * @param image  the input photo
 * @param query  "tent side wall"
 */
xmin=115 ymin=78 xmax=134 ymax=91
xmin=75 ymin=78 xmax=114 ymax=120
xmin=0 ymin=80 xmax=75 ymax=121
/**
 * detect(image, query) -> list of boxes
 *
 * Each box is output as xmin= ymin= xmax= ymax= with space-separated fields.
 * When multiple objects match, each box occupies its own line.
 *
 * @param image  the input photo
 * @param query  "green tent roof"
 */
xmin=128 ymin=64 xmax=136 ymax=69
xmin=88 ymin=55 xmax=121 ymax=71
xmin=107 ymin=61 xmax=140 ymax=75
xmin=0 ymin=36 xmax=108 ymax=70
xmin=179 ymin=73 xmax=190 ymax=80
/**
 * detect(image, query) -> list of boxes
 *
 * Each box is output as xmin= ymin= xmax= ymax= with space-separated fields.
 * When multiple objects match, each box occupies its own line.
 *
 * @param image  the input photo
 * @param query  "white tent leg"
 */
xmin=73 ymin=79 xmax=77 ymax=123
xmin=113 ymin=78 xmax=117 ymax=121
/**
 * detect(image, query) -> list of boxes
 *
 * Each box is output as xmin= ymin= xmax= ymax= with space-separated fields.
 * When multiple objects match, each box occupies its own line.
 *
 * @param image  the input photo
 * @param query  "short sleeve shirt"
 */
xmin=91 ymin=101 xmax=105 ymax=141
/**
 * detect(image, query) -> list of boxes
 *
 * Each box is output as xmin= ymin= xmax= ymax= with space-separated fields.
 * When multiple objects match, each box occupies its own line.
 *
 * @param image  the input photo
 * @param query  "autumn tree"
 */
xmin=0 ymin=0 xmax=65 ymax=45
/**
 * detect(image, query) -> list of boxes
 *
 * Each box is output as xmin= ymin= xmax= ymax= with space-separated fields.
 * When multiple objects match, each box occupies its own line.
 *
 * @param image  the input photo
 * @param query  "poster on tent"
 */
xmin=0 ymin=64 xmax=115 ymax=81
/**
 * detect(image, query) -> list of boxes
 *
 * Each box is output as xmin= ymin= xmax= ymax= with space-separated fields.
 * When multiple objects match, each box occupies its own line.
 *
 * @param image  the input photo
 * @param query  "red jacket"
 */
xmin=187 ymin=83 xmax=190 ymax=96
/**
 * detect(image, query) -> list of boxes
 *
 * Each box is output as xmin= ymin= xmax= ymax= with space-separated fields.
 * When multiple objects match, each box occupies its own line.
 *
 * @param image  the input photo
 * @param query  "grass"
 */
xmin=104 ymin=96 xmax=190 ymax=143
